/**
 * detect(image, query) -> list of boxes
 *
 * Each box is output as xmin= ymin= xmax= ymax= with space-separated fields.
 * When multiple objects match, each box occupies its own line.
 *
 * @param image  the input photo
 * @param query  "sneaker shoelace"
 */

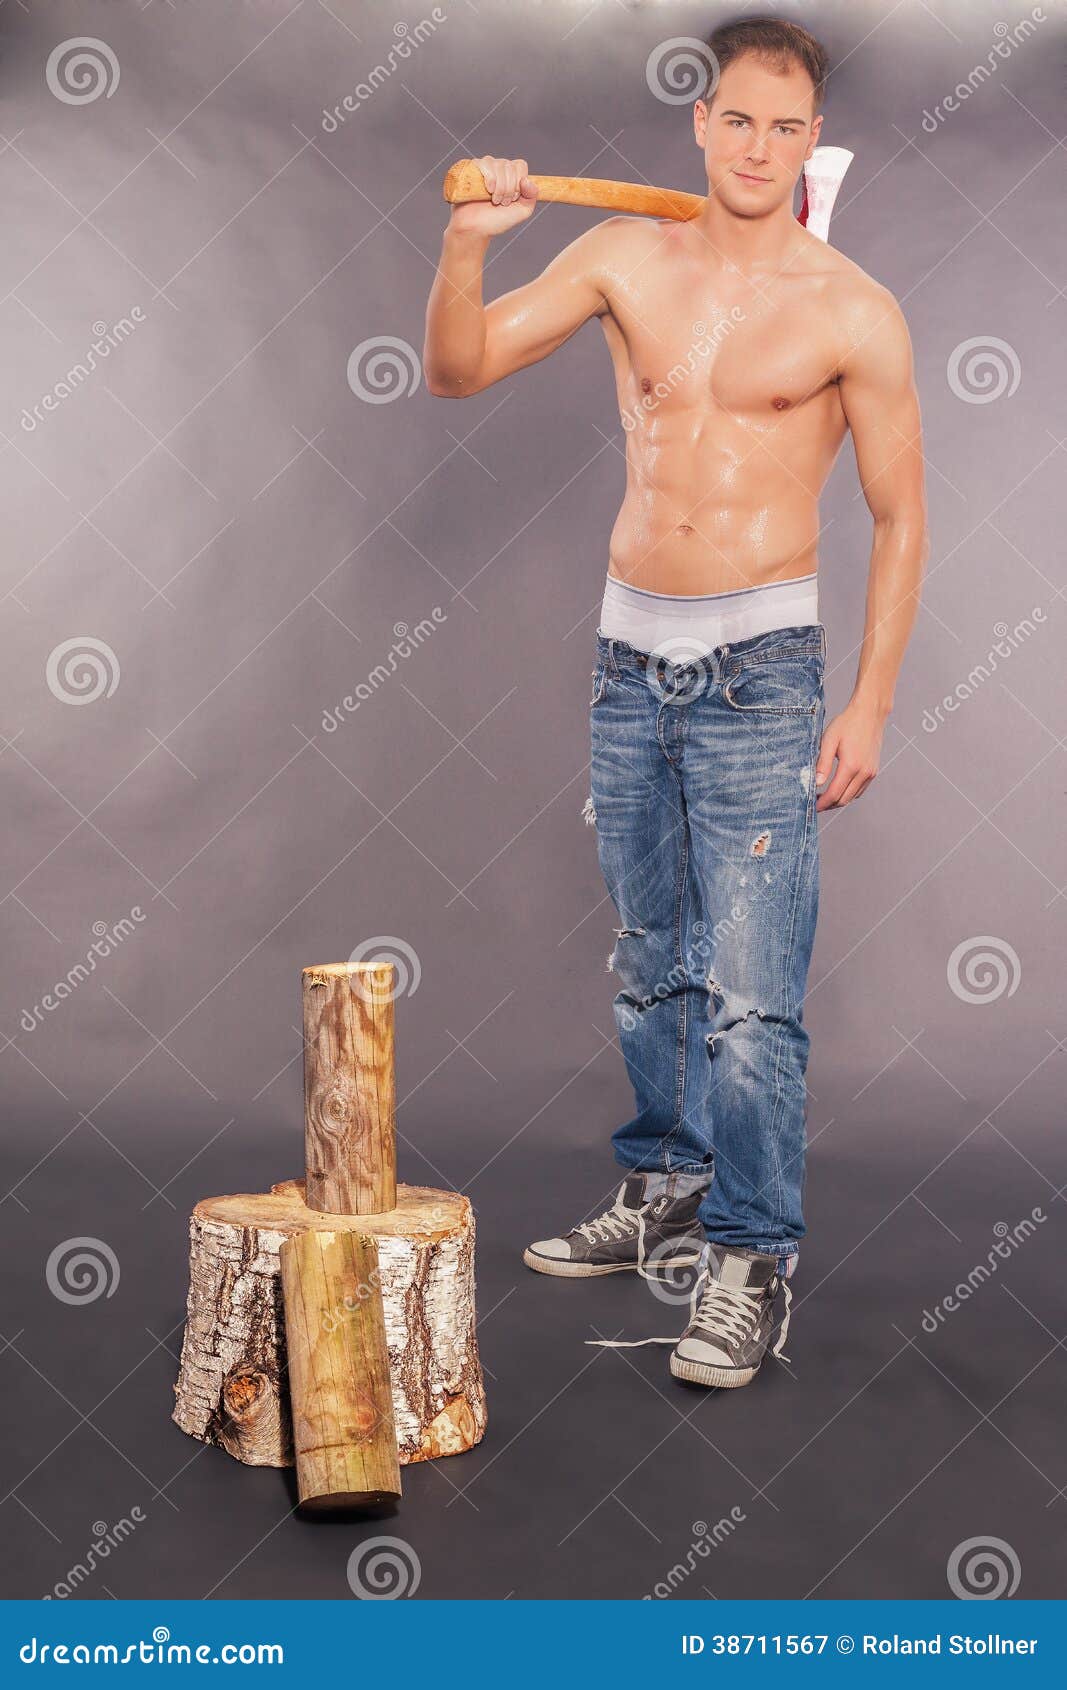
xmin=575 ymin=1199 xmax=641 ymax=1247
xmin=690 ymin=1276 xmax=792 ymax=1359
xmin=586 ymin=1254 xmax=793 ymax=1360
xmin=575 ymin=1198 xmax=684 ymax=1286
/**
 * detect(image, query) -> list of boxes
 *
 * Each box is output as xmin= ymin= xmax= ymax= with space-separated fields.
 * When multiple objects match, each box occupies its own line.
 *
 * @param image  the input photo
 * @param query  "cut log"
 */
xmin=172 ymin=1180 xmax=485 ymax=1468
xmin=280 ymin=1230 xmax=401 ymax=1510
xmin=302 ymin=962 xmax=397 ymax=1214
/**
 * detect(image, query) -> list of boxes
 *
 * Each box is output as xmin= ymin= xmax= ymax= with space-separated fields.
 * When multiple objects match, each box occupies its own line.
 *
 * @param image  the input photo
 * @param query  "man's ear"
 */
xmin=693 ymin=98 xmax=708 ymax=147
xmin=804 ymin=113 xmax=824 ymax=159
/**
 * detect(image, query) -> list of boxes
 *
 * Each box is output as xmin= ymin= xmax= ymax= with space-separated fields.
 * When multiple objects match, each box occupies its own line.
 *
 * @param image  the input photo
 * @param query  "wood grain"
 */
xmin=302 ymin=962 xmax=397 ymax=1214
xmin=442 ymin=158 xmax=705 ymax=222
xmin=280 ymin=1230 xmax=401 ymax=1511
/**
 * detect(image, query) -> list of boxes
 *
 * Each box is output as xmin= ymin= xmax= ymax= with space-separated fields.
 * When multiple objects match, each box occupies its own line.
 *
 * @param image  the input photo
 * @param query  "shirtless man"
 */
xmin=423 ymin=16 xmax=927 ymax=1389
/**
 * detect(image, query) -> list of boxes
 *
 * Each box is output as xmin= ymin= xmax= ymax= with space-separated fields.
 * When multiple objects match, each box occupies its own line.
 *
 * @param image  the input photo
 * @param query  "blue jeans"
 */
xmin=588 ymin=621 xmax=827 ymax=1262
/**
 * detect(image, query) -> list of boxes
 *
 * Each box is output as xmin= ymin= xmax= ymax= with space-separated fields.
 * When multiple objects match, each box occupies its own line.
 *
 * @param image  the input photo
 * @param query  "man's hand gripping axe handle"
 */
xmin=443 ymin=146 xmax=854 ymax=243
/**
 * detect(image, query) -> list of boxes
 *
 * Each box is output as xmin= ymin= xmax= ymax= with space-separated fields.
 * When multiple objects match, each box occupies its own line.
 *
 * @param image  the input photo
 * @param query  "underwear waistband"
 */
xmin=598 ymin=569 xmax=819 ymax=658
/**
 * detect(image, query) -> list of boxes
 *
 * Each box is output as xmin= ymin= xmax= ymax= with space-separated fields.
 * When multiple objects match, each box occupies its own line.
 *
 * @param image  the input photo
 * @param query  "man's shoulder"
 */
xmin=563 ymin=211 xmax=682 ymax=260
xmin=815 ymin=244 xmax=902 ymax=325
xmin=581 ymin=212 xmax=668 ymax=255
xmin=548 ymin=214 xmax=666 ymax=308
xmin=808 ymin=250 xmax=915 ymax=389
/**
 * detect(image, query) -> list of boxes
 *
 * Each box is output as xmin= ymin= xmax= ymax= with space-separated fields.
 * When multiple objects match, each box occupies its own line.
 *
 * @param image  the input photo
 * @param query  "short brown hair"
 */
xmin=704 ymin=16 xmax=831 ymax=115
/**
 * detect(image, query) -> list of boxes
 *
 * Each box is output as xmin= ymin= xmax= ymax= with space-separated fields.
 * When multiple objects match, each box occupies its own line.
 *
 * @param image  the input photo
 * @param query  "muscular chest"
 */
xmin=606 ymin=255 xmax=842 ymax=424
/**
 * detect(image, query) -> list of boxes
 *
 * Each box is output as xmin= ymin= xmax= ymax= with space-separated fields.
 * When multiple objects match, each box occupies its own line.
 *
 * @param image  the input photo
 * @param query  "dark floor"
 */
xmin=3 ymin=1073 xmax=1065 ymax=1602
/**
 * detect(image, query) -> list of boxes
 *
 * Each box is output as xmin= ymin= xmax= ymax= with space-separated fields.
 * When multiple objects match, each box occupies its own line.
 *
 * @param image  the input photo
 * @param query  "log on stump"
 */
xmin=302 ymin=962 xmax=396 ymax=1215
xmin=280 ymin=1231 xmax=402 ymax=1510
xmin=172 ymin=1180 xmax=485 ymax=1468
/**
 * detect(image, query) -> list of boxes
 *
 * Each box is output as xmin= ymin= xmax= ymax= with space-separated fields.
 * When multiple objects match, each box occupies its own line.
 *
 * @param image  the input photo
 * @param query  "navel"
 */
xmin=641 ymin=377 xmax=653 ymax=394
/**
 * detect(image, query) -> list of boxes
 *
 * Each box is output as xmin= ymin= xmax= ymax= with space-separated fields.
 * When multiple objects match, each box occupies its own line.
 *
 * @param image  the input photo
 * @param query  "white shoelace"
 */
xmin=575 ymin=1196 xmax=673 ymax=1285
xmin=575 ymin=1197 xmax=641 ymax=1247
xmin=586 ymin=1252 xmax=793 ymax=1361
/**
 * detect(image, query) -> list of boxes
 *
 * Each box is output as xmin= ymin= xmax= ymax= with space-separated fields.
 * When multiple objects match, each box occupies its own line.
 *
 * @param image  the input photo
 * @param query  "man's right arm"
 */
xmin=423 ymin=156 xmax=613 ymax=398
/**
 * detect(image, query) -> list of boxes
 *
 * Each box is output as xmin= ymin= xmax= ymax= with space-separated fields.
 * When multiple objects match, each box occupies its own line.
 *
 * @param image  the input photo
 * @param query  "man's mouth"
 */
xmin=735 ymin=171 xmax=771 ymax=183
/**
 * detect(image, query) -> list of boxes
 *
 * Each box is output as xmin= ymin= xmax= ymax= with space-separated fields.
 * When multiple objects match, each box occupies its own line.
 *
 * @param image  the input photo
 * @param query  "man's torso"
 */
xmin=594 ymin=217 xmax=872 ymax=595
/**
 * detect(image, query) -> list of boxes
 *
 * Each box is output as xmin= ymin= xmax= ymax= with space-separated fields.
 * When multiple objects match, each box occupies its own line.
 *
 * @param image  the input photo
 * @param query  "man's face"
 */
xmin=694 ymin=55 xmax=822 ymax=217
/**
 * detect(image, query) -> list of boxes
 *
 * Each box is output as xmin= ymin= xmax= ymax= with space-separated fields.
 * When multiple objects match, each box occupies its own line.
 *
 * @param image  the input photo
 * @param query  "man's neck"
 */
xmin=690 ymin=193 xmax=805 ymax=276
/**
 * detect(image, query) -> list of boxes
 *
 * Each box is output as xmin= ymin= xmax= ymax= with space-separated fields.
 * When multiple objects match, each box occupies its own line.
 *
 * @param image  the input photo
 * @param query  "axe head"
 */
xmin=797 ymin=145 xmax=854 ymax=243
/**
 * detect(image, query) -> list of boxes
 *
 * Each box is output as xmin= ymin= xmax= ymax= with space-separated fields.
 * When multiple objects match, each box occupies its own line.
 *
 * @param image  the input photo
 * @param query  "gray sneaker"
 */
xmin=523 ymin=1172 xmax=706 ymax=1279
xmin=669 ymin=1243 xmax=793 ymax=1388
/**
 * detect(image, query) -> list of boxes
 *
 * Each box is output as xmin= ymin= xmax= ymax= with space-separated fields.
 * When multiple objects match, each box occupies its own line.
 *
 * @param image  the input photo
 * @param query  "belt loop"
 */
xmin=607 ymin=637 xmax=618 ymax=677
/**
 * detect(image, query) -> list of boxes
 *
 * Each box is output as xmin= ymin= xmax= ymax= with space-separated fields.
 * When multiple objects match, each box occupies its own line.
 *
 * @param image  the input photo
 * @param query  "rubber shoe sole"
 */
xmin=669 ymin=1352 xmax=758 ymax=1388
xmin=522 ymin=1245 xmax=703 ymax=1279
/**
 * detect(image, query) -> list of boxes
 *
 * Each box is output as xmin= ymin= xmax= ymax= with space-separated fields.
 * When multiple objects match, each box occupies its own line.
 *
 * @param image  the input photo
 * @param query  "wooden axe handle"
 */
xmin=443 ymin=159 xmax=704 ymax=222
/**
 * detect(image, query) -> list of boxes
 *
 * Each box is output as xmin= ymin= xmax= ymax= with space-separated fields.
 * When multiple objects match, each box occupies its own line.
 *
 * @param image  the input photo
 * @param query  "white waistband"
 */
xmin=598 ymin=570 xmax=820 ymax=659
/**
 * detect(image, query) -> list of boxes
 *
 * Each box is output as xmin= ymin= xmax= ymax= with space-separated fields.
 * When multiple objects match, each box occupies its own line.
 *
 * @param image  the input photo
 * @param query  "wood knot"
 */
xmin=222 ymin=1370 xmax=267 ymax=1419
xmin=311 ymin=1072 xmax=360 ymax=1134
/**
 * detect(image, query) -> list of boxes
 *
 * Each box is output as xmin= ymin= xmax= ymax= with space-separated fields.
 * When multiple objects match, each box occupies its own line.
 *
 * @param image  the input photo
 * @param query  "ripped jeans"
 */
xmin=587 ymin=622 xmax=827 ymax=1262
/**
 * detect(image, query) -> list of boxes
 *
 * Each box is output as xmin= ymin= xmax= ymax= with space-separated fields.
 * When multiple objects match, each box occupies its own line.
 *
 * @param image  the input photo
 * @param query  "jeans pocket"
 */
xmin=590 ymin=664 xmax=609 ymax=707
xmin=723 ymin=654 xmax=822 ymax=715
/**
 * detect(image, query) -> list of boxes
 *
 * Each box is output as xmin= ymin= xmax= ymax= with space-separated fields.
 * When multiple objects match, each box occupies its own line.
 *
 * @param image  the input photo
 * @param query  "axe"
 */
xmin=443 ymin=145 xmax=854 ymax=243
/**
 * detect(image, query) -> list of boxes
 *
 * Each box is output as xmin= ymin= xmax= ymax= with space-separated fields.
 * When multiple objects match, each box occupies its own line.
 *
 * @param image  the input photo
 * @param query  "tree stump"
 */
xmin=172 ymin=1180 xmax=486 ymax=1468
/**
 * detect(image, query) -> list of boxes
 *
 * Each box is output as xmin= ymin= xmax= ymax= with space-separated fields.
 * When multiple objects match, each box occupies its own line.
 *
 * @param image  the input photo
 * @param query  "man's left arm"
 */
xmin=816 ymin=286 xmax=929 ymax=810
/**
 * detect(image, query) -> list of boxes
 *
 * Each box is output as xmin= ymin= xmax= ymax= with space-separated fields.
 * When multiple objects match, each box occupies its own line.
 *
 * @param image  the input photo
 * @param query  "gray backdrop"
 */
xmin=1 ymin=0 xmax=1065 ymax=1602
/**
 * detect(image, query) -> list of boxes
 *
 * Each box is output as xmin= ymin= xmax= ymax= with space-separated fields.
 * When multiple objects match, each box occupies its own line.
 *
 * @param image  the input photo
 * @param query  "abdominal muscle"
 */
xmin=607 ymin=413 xmax=836 ymax=597
xmin=608 ymin=314 xmax=852 ymax=598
